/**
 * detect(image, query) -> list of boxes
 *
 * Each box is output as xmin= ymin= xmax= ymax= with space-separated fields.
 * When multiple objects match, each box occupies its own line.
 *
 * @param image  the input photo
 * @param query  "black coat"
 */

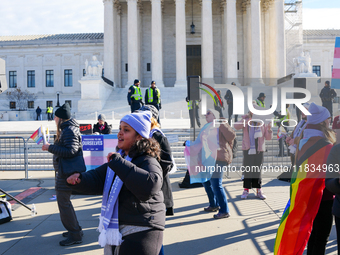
xmin=93 ymin=122 xmax=112 ymax=134
xmin=152 ymin=131 xmax=174 ymax=215
xmin=326 ymin=144 xmax=340 ymax=217
xmin=48 ymin=118 xmax=82 ymax=191
xmin=71 ymin=153 xmax=165 ymax=230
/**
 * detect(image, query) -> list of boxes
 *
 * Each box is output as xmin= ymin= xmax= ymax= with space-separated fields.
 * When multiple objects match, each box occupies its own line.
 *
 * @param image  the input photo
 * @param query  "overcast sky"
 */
xmin=0 ymin=0 xmax=339 ymax=36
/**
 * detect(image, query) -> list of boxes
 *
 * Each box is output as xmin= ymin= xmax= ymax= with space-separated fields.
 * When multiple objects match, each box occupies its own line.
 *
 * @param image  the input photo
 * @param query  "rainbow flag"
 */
xmin=332 ymin=37 xmax=340 ymax=89
xmin=30 ymin=127 xmax=43 ymax=145
xmin=274 ymin=137 xmax=332 ymax=255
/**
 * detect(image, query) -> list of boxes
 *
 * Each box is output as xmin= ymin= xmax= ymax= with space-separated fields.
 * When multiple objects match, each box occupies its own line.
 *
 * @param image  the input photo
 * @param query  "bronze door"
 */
xmin=187 ymin=45 xmax=201 ymax=77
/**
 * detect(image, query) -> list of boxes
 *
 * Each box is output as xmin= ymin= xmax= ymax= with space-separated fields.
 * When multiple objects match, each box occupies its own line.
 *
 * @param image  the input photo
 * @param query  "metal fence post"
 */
xmin=24 ymin=139 xmax=28 ymax=179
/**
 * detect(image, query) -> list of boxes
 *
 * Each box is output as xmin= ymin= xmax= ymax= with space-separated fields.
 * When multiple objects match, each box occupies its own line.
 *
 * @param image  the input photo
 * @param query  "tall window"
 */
xmin=65 ymin=100 xmax=72 ymax=108
xmin=28 ymin=101 xmax=34 ymax=109
xmin=46 ymin=70 xmax=54 ymax=87
xmin=46 ymin=101 xmax=53 ymax=108
xmin=64 ymin=69 xmax=73 ymax=87
xmin=312 ymin=65 xmax=321 ymax=77
xmin=83 ymin=69 xmax=86 ymax=76
xmin=27 ymin=70 xmax=35 ymax=87
xmin=10 ymin=101 xmax=16 ymax=109
xmin=9 ymin=71 xmax=17 ymax=88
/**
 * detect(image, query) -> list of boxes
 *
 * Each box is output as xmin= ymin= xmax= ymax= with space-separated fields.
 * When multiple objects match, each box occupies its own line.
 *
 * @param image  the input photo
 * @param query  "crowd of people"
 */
xmin=38 ymin=79 xmax=340 ymax=255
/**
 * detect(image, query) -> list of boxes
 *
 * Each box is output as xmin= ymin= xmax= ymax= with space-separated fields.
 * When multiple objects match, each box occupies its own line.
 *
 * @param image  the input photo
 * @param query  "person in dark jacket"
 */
xmin=41 ymin=103 xmax=83 ymax=246
xmin=93 ymin=114 xmax=112 ymax=134
xmin=320 ymin=80 xmax=337 ymax=123
xmin=224 ymin=82 xmax=238 ymax=125
xmin=325 ymin=144 xmax=340 ymax=254
xmin=139 ymin=104 xmax=174 ymax=255
xmin=66 ymin=111 xmax=164 ymax=255
xmin=127 ymin=79 xmax=144 ymax=113
xmin=145 ymin=81 xmax=161 ymax=124
xmin=36 ymin=106 xmax=42 ymax=120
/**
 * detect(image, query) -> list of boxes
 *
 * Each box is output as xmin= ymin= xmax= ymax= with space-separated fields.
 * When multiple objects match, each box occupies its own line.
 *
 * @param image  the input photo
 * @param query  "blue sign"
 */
xmin=82 ymin=135 xmax=104 ymax=151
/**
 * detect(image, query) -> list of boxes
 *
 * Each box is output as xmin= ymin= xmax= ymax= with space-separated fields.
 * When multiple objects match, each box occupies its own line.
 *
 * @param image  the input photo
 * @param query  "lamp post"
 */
xmin=190 ymin=0 xmax=195 ymax=34
xmin=56 ymin=92 xmax=60 ymax=107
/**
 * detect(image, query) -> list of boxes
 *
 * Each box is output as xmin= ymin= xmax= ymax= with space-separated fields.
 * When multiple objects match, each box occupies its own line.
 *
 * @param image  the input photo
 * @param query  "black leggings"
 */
xmin=307 ymin=200 xmax=334 ymax=255
xmin=112 ymin=229 xmax=163 ymax=255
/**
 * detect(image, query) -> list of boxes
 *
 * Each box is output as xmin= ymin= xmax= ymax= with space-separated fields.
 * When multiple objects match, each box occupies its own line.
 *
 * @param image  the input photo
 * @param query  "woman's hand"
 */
xmin=42 ymin=143 xmax=50 ymax=151
xmin=67 ymin=173 xmax=81 ymax=185
xmin=107 ymin=152 xmax=119 ymax=162
xmin=267 ymin=123 xmax=272 ymax=130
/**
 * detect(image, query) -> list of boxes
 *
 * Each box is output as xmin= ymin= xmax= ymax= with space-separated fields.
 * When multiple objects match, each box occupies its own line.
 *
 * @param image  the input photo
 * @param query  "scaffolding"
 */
xmin=285 ymin=0 xmax=303 ymax=75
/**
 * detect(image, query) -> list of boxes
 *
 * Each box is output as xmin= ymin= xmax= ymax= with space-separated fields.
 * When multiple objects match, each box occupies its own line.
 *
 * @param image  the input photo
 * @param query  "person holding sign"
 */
xmin=42 ymin=103 xmax=84 ymax=246
xmin=66 ymin=111 xmax=165 ymax=255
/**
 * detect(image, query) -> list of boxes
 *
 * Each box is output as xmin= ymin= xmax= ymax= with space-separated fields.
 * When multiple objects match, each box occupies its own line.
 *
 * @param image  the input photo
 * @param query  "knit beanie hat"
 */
xmin=55 ymin=103 xmax=71 ymax=120
xmin=139 ymin=105 xmax=159 ymax=120
xmin=307 ymin=102 xmax=330 ymax=124
xmin=206 ymin=109 xmax=219 ymax=119
xmin=120 ymin=111 xmax=151 ymax=138
xmin=98 ymin=114 xmax=106 ymax=121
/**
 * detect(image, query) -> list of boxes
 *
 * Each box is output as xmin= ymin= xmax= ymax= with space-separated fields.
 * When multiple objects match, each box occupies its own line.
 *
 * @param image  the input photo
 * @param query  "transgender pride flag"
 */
xmin=332 ymin=37 xmax=340 ymax=89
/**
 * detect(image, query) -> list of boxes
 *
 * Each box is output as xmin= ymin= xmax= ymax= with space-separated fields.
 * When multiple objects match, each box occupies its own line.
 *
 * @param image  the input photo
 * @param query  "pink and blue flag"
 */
xmin=332 ymin=37 xmax=340 ymax=89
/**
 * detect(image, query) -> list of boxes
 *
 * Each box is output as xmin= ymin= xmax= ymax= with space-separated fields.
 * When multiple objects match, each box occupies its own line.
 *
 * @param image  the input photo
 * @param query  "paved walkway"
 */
xmin=0 ymin=170 xmax=337 ymax=255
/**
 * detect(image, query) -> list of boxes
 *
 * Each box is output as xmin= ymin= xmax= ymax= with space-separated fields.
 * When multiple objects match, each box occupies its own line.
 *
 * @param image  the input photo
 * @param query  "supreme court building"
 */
xmin=103 ymin=0 xmax=287 ymax=87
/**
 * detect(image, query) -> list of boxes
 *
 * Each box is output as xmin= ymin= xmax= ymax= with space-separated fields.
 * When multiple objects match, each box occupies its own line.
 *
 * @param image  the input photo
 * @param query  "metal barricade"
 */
xmin=26 ymin=138 xmax=54 ymax=172
xmin=0 ymin=137 xmax=28 ymax=178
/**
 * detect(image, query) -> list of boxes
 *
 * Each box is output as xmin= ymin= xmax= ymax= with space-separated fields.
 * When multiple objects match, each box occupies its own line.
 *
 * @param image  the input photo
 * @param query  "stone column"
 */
xmin=151 ymin=0 xmax=164 ymax=87
xmin=201 ymin=0 xmax=214 ymax=84
xmin=268 ymin=1 xmax=276 ymax=81
xmin=242 ymin=1 xmax=249 ymax=85
xmin=250 ymin=0 xmax=263 ymax=84
xmin=103 ymin=0 xmax=115 ymax=85
xmin=18 ymin=55 xmax=25 ymax=88
xmin=274 ymin=0 xmax=286 ymax=78
xmin=224 ymin=0 xmax=238 ymax=83
xmin=127 ymin=0 xmax=139 ymax=86
xmin=174 ymin=0 xmax=187 ymax=86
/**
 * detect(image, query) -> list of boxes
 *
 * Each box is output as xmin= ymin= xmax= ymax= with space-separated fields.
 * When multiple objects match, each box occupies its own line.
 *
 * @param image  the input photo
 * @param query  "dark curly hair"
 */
xmin=129 ymin=138 xmax=161 ymax=161
xmin=115 ymin=137 xmax=161 ymax=161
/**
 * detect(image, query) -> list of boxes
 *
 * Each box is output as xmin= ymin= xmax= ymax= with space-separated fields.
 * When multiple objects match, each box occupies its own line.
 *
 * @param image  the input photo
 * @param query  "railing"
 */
xmin=0 ymin=128 xmax=293 ymax=179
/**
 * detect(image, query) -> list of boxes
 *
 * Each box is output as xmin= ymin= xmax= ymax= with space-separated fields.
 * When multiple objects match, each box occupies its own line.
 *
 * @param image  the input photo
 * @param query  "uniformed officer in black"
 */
xmin=127 ymin=79 xmax=144 ymax=113
xmin=145 ymin=81 xmax=161 ymax=124
xmin=320 ymin=80 xmax=337 ymax=122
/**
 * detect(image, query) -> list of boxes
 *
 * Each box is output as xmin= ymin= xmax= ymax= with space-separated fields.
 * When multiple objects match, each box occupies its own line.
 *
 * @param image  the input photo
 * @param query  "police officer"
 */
xmin=127 ymin=79 xmax=144 ymax=113
xmin=47 ymin=105 xmax=53 ymax=121
xmin=186 ymin=97 xmax=201 ymax=128
xmin=145 ymin=81 xmax=161 ymax=124
xmin=320 ymin=80 xmax=337 ymax=123
xmin=256 ymin=92 xmax=266 ymax=108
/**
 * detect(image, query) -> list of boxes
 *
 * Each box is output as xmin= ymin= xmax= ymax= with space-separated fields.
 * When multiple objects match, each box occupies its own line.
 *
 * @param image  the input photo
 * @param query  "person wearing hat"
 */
xmin=278 ymin=103 xmax=310 ymax=182
xmin=256 ymin=92 xmax=266 ymax=108
xmin=41 ymin=103 xmax=84 ymax=246
xmin=276 ymin=102 xmax=335 ymax=255
xmin=127 ymin=79 xmax=144 ymax=113
xmin=93 ymin=114 xmax=112 ymax=134
xmin=320 ymin=80 xmax=337 ymax=123
xmin=66 ymin=111 xmax=165 ymax=255
xmin=145 ymin=81 xmax=161 ymax=124
xmin=224 ymin=82 xmax=238 ymax=125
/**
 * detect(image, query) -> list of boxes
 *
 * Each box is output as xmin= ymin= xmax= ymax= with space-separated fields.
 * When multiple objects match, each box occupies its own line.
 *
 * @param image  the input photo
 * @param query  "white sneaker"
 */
xmin=256 ymin=189 xmax=267 ymax=200
xmin=241 ymin=190 xmax=249 ymax=199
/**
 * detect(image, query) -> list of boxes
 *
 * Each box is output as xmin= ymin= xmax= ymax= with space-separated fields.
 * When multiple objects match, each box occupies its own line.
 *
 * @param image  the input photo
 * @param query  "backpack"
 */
xmin=232 ymin=137 xmax=238 ymax=158
xmin=0 ymin=200 xmax=12 ymax=224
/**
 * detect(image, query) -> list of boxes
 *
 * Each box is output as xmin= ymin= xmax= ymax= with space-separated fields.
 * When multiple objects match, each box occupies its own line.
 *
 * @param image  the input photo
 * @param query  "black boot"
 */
xmin=59 ymin=232 xmax=82 ymax=246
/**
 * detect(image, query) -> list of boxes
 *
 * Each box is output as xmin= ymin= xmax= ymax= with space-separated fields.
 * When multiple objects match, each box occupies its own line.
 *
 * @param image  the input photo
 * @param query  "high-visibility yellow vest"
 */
xmin=131 ymin=86 xmax=142 ymax=100
xmin=187 ymin=100 xmax=199 ymax=110
xmin=279 ymin=109 xmax=290 ymax=122
xmin=256 ymin=99 xmax=265 ymax=108
xmin=147 ymin=88 xmax=161 ymax=104
xmin=47 ymin=107 xmax=53 ymax=113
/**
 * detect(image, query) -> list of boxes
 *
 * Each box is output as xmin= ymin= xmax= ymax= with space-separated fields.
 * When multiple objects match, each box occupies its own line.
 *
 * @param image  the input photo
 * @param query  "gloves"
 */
xmin=183 ymin=141 xmax=187 ymax=146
